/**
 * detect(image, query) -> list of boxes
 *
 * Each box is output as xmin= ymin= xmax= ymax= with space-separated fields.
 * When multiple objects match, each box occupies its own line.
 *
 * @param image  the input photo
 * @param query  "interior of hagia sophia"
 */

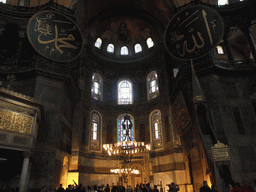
xmin=0 ymin=0 xmax=256 ymax=192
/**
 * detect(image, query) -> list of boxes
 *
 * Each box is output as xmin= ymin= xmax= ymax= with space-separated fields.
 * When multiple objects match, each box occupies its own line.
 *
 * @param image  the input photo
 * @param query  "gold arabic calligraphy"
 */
xmin=177 ymin=32 xmax=204 ymax=57
xmin=34 ymin=14 xmax=78 ymax=55
xmin=170 ymin=9 xmax=215 ymax=57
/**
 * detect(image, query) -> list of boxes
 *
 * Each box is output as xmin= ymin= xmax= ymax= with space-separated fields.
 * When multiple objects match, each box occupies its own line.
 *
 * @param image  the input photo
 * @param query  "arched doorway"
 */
xmin=130 ymin=164 xmax=143 ymax=189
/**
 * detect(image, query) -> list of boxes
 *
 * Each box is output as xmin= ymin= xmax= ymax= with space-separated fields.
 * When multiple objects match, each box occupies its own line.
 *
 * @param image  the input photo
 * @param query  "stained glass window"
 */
xmin=118 ymin=79 xmax=133 ymax=105
xmin=117 ymin=114 xmax=134 ymax=142
xmin=134 ymin=43 xmax=142 ymax=53
xmin=107 ymin=44 xmax=114 ymax=53
xmin=146 ymin=37 xmax=154 ymax=49
xmin=121 ymin=46 xmax=129 ymax=55
xmin=94 ymin=38 xmax=102 ymax=49
xmin=147 ymin=71 xmax=159 ymax=100
xmin=91 ymin=73 xmax=103 ymax=101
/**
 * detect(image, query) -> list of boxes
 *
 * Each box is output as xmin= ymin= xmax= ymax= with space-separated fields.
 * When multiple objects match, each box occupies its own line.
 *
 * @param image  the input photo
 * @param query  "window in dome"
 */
xmin=173 ymin=68 xmax=179 ymax=78
xmin=117 ymin=114 xmax=135 ymax=142
xmin=94 ymin=38 xmax=102 ymax=49
xmin=134 ymin=43 xmax=142 ymax=53
xmin=147 ymin=71 xmax=159 ymax=100
xmin=0 ymin=0 xmax=6 ymax=3
xmin=250 ymin=52 xmax=253 ymax=59
xmin=218 ymin=0 xmax=228 ymax=5
xmin=90 ymin=111 xmax=102 ymax=151
xmin=91 ymin=73 xmax=103 ymax=101
xmin=118 ymin=79 xmax=133 ymax=105
xmin=107 ymin=44 xmax=114 ymax=53
xmin=146 ymin=38 xmax=154 ymax=49
xmin=121 ymin=46 xmax=129 ymax=55
xmin=216 ymin=45 xmax=224 ymax=54
xmin=150 ymin=110 xmax=163 ymax=150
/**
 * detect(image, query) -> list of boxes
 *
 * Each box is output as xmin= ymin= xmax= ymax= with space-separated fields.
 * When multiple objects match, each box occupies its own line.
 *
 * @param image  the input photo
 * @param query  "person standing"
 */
xmin=127 ymin=185 xmax=133 ymax=192
xmin=105 ymin=184 xmax=110 ymax=192
xmin=169 ymin=183 xmax=179 ymax=192
xmin=56 ymin=184 xmax=65 ymax=192
xmin=200 ymin=181 xmax=213 ymax=192
xmin=153 ymin=186 xmax=159 ymax=192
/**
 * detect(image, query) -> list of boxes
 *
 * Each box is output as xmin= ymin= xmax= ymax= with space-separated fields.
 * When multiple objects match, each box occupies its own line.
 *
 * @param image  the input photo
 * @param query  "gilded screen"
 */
xmin=0 ymin=109 xmax=34 ymax=135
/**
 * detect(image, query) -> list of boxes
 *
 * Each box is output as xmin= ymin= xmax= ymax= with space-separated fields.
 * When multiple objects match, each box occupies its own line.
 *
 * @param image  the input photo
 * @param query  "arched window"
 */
xmin=250 ymin=52 xmax=253 ymax=59
xmin=117 ymin=114 xmax=135 ymax=142
xmin=121 ymin=46 xmax=129 ymax=55
xmin=134 ymin=43 xmax=142 ymax=53
xmin=118 ymin=79 xmax=133 ymax=105
xmin=150 ymin=110 xmax=163 ymax=150
xmin=147 ymin=71 xmax=159 ymax=100
xmin=218 ymin=0 xmax=228 ymax=5
xmin=173 ymin=68 xmax=179 ymax=78
xmin=94 ymin=38 xmax=102 ymax=49
xmin=90 ymin=111 xmax=102 ymax=151
xmin=0 ymin=0 xmax=6 ymax=3
xmin=216 ymin=45 xmax=224 ymax=54
xmin=146 ymin=37 xmax=154 ymax=49
xmin=107 ymin=44 xmax=114 ymax=53
xmin=91 ymin=73 xmax=103 ymax=101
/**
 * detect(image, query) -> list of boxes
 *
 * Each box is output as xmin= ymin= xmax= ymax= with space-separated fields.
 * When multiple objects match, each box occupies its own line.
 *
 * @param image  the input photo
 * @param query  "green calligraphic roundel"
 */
xmin=27 ymin=11 xmax=84 ymax=62
xmin=164 ymin=5 xmax=224 ymax=60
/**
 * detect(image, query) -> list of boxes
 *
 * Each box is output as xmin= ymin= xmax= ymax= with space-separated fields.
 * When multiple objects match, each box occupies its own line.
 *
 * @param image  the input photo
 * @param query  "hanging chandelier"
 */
xmin=103 ymin=114 xmax=151 ymax=186
xmin=110 ymin=168 xmax=140 ymax=174
xmin=103 ymin=141 xmax=151 ymax=156
xmin=103 ymin=114 xmax=150 ymax=155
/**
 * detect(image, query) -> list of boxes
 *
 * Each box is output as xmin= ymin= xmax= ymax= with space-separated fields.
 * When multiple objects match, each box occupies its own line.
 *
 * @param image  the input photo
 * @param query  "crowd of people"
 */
xmin=200 ymin=179 xmax=256 ymax=192
xmin=54 ymin=182 xmax=162 ymax=192
xmin=1 ymin=179 xmax=256 ymax=192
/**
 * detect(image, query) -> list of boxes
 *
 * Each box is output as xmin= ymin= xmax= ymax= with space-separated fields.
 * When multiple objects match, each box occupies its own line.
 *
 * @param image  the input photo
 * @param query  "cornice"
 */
xmin=0 ymin=87 xmax=44 ymax=120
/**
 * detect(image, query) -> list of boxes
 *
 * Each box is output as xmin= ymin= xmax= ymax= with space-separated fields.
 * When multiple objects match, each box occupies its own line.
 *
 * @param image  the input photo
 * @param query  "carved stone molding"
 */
xmin=0 ymin=87 xmax=40 ymax=104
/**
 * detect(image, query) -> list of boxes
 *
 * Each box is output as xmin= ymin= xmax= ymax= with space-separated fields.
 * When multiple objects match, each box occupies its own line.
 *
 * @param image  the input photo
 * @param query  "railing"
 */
xmin=213 ymin=59 xmax=256 ymax=70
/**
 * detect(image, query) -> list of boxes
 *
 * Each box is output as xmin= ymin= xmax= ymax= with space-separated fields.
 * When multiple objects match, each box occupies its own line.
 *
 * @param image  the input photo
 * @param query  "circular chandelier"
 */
xmin=110 ymin=168 xmax=140 ymax=174
xmin=103 ymin=141 xmax=151 ymax=156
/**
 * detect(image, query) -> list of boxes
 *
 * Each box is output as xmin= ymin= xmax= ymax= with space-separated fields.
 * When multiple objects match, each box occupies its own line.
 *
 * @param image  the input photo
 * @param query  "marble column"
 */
xmin=242 ymin=26 xmax=256 ymax=60
xmin=19 ymin=151 xmax=32 ymax=192
xmin=223 ymin=29 xmax=235 ymax=61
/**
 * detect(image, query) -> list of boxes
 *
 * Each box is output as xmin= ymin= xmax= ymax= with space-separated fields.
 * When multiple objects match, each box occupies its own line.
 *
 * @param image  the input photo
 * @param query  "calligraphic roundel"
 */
xmin=27 ymin=11 xmax=84 ymax=62
xmin=164 ymin=5 xmax=224 ymax=60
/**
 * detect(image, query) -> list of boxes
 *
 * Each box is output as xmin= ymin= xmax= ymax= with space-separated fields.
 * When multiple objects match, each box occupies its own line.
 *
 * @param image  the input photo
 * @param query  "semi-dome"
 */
xmin=88 ymin=16 xmax=163 ymax=63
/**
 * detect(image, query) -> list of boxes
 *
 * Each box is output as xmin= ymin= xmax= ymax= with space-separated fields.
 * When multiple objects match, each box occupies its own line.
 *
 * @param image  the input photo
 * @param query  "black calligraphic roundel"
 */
xmin=164 ymin=5 xmax=224 ymax=60
xmin=27 ymin=11 xmax=84 ymax=62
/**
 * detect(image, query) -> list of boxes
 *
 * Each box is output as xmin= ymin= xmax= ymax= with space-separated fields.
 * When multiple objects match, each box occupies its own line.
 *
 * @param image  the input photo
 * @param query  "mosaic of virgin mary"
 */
xmin=117 ymin=21 xmax=132 ymax=43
